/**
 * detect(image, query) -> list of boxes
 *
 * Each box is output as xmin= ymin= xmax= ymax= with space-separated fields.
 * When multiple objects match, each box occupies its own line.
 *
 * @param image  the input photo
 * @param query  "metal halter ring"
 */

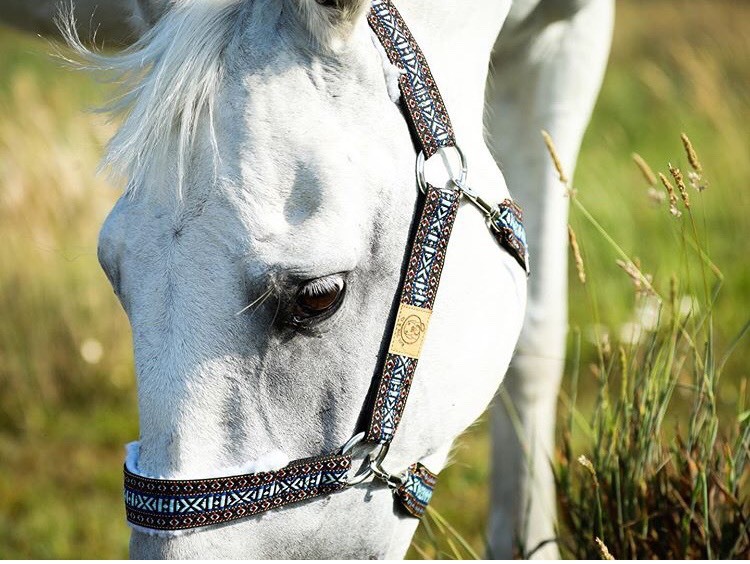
xmin=341 ymin=432 xmax=390 ymax=486
xmin=416 ymin=145 xmax=468 ymax=194
xmin=416 ymin=145 xmax=500 ymax=224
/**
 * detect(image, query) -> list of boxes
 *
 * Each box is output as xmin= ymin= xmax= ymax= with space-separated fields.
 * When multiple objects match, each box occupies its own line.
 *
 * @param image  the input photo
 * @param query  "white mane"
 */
xmin=61 ymin=0 xmax=394 ymax=197
xmin=62 ymin=0 xmax=246 ymax=196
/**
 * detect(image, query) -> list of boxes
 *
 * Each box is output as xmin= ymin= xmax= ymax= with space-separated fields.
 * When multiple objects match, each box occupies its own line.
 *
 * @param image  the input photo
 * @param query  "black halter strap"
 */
xmin=123 ymin=0 xmax=529 ymax=532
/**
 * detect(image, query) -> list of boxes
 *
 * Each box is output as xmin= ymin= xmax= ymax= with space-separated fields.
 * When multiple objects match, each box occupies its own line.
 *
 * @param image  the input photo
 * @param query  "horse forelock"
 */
xmin=61 ymin=0 xmax=388 ymax=200
xmin=62 ymin=0 xmax=247 ymax=197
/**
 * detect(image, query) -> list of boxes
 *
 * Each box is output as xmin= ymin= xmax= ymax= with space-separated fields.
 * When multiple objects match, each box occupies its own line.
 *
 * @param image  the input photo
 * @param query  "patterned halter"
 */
xmin=123 ymin=0 xmax=529 ymax=533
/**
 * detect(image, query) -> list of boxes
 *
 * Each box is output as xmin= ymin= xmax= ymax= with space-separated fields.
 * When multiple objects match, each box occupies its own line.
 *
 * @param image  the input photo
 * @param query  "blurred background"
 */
xmin=0 ymin=0 xmax=748 ymax=558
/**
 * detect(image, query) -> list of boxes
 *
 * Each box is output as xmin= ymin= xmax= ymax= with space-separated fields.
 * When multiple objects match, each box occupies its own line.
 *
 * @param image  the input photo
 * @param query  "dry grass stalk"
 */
xmin=542 ymin=130 xmax=569 ymax=184
xmin=632 ymin=152 xmax=657 ymax=186
xmin=669 ymin=163 xmax=691 ymax=208
xmin=577 ymin=455 xmax=599 ymax=487
xmin=680 ymin=133 xmax=708 ymax=191
xmin=681 ymin=132 xmax=703 ymax=173
xmin=596 ymin=538 xmax=615 ymax=560
xmin=659 ymin=172 xmax=682 ymax=217
xmin=616 ymin=259 xmax=655 ymax=296
xmin=568 ymin=225 xmax=586 ymax=284
xmin=555 ymin=132 xmax=750 ymax=559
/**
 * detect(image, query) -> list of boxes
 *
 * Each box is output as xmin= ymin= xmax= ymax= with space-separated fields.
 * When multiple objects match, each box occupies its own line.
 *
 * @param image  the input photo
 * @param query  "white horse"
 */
xmin=1 ymin=0 xmax=612 ymax=558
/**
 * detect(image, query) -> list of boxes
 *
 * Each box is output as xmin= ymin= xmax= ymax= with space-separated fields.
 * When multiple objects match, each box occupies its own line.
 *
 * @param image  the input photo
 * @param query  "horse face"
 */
xmin=97 ymin=0 xmax=425 ymax=557
xmin=95 ymin=0 xmax=525 ymax=557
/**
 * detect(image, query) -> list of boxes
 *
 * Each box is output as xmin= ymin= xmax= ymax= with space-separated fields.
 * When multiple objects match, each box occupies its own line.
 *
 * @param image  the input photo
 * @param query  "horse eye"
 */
xmin=294 ymin=275 xmax=346 ymax=320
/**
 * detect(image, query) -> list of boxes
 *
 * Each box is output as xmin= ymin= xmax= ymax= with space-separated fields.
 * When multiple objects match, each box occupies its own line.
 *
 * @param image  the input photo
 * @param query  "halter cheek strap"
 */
xmin=123 ymin=0 xmax=529 ymax=533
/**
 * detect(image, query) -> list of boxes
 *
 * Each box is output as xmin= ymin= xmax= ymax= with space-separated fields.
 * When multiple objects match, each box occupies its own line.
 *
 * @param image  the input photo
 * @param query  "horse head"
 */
xmin=77 ymin=0 xmax=525 ymax=557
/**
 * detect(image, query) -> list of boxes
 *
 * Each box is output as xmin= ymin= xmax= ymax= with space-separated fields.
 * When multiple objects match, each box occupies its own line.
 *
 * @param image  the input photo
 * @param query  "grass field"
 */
xmin=0 ymin=1 xmax=748 ymax=558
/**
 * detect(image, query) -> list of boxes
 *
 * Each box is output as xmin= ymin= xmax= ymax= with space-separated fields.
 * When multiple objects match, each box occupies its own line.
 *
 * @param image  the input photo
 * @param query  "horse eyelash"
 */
xmin=299 ymin=275 xmax=344 ymax=296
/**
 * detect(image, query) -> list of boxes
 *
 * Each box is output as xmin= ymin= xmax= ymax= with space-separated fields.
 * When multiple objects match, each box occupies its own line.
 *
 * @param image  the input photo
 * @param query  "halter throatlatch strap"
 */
xmin=491 ymin=199 xmax=529 ymax=273
xmin=395 ymin=463 xmax=438 ymax=518
xmin=369 ymin=0 xmax=528 ymax=276
xmin=123 ymin=0 xmax=530 ymax=533
xmin=364 ymin=0 xmax=529 ymax=447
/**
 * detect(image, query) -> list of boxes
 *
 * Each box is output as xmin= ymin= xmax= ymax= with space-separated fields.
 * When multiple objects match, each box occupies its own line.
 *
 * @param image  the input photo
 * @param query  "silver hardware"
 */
xmin=370 ymin=458 xmax=406 ymax=490
xmin=452 ymin=176 xmax=502 ymax=227
xmin=340 ymin=432 xmax=367 ymax=456
xmin=415 ymin=145 xmax=501 ymax=229
xmin=416 ymin=145 xmax=468 ymax=194
xmin=341 ymin=432 xmax=390 ymax=486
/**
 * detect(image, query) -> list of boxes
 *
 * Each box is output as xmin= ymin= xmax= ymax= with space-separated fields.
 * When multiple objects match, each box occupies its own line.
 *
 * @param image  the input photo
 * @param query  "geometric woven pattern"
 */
xmin=365 ymin=0 xmax=529 ymax=467
xmin=124 ymin=455 xmax=351 ymax=531
xmin=367 ymin=352 xmax=418 ymax=445
xmin=368 ymin=0 xmax=455 ymax=158
xmin=366 ymin=185 xmax=460 ymax=444
xmin=490 ymin=199 xmax=529 ymax=274
xmin=395 ymin=462 xmax=438 ymax=518
xmin=401 ymin=188 xmax=461 ymax=309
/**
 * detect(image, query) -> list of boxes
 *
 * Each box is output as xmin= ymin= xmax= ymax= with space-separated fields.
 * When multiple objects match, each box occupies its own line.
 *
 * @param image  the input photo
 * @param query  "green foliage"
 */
xmin=556 ymin=163 xmax=750 ymax=558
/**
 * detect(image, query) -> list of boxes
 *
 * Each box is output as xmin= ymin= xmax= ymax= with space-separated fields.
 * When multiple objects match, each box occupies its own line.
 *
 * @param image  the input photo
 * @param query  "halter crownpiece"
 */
xmin=123 ymin=0 xmax=529 ymax=533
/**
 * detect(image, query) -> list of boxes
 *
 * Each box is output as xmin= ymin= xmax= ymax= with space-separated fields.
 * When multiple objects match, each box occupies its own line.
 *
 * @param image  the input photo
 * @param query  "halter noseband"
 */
xmin=124 ymin=0 xmax=529 ymax=533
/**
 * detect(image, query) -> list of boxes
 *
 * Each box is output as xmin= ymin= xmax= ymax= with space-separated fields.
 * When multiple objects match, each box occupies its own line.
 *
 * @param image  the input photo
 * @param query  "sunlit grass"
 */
xmin=547 ymin=129 xmax=749 ymax=558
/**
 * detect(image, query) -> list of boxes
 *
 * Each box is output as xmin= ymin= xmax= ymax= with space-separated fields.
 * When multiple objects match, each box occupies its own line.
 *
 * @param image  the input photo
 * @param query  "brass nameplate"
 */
xmin=388 ymin=303 xmax=432 ymax=360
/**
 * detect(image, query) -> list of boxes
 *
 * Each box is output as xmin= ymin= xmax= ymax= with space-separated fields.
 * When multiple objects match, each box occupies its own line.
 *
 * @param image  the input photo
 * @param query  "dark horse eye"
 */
xmin=294 ymin=275 xmax=346 ymax=321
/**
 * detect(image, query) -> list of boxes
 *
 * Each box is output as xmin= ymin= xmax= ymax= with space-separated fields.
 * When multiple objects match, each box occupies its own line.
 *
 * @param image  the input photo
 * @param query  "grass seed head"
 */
xmin=669 ymin=163 xmax=691 ymax=209
xmin=568 ymin=225 xmax=586 ymax=284
xmin=596 ymin=538 xmax=615 ymax=560
xmin=542 ymin=130 xmax=569 ymax=185
xmin=577 ymin=455 xmax=599 ymax=487
xmin=616 ymin=259 xmax=656 ymax=297
xmin=658 ymin=172 xmax=682 ymax=217
xmin=632 ymin=152 xmax=658 ymax=186
xmin=681 ymin=132 xmax=703 ymax=174
xmin=680 ymin=133 xmax=709 ymax=191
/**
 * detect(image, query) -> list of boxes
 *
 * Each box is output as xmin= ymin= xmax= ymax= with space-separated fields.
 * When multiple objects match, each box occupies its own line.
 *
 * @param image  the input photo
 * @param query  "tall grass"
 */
xmin=549 ymin=133 xmax=750 ymax=559
xmin=0 ymin=30 xmax=136 ymax=558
